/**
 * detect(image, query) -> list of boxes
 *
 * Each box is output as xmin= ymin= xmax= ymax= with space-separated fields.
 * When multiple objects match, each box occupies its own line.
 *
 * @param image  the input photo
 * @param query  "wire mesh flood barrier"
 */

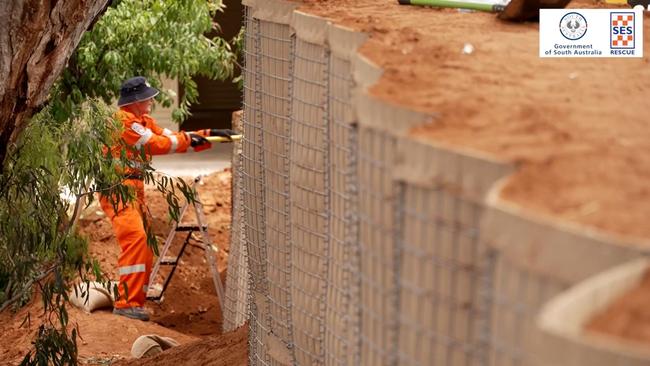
xmin=325 ymin=55 xmax=359 ymax=366
xmin=240 ymin=7 xmax=272 ymax=365
xmin=230 ymin=4 xmax=608 ymax=366
xmin=249 ymin=298 xmax=272 ymax=366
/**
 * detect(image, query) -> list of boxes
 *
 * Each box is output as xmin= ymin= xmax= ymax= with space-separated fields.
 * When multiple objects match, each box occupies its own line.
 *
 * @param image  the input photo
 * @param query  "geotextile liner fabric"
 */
xmin=259 ymin=19 xmax=294 ymax=348
xmin=485 ymin=255 xmax=566 ymax=366
xmin=396 ymin=184 xmax=487 ymax=366
xmin=357 ymin=127 xmax=399 ymax=366
xmin=289 ymin=37 xmax=330 ymax=365
xmin=325 ymin=54 xmax=359 ymax=366
xmin=223 ymin=111 xmax=249 ymax=332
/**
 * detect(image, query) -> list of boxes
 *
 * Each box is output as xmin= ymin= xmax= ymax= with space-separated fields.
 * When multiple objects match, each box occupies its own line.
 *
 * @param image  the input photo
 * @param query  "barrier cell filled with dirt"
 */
xmin=538 ymin=258 xmax=650 ymax=365
xmin=223 ymin=1 xmax=650 ymax=365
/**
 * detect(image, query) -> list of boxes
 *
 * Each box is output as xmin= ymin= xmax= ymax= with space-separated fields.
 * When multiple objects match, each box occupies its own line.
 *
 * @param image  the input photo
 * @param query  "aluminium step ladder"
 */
xmin=146 ymin=175 xmax=225 ymax=310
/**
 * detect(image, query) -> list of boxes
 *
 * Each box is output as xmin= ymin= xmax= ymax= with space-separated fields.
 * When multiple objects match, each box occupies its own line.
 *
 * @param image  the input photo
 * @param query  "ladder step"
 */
xmin=146 ymin=285 xmax=163 ymax=300
xmin=160 ymin=256 xmax=178 ymax=265
xmin=175 ymin=224 xmax=208 ymax=232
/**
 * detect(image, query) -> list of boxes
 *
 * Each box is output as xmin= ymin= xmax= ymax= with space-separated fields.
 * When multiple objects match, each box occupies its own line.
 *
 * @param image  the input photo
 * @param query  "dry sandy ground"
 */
xmin=0 ymin=170 xmax=247 ymax=365
xmin=114 ymin=325 xmax=249 ymax=366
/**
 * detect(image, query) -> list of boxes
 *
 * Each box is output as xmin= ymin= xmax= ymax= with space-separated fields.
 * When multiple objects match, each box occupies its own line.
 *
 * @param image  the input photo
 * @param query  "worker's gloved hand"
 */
xmin=207 ymin=129 xmax=237 ymax=140
xmin=188 ymin=133 xmax=212 ymax=152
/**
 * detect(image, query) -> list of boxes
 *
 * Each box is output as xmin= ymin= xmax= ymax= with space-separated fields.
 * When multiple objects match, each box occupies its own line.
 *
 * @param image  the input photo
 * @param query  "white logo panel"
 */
xmin=540 ymin=9 xmax=643 ymax=58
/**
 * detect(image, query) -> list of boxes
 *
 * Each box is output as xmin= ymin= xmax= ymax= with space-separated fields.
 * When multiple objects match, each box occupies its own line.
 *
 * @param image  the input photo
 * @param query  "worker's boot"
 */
xmin=113 ymin=306 xmax=150 ymax=321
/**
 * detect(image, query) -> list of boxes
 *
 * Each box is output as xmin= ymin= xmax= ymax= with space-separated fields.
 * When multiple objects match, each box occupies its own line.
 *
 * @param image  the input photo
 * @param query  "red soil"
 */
xmin=299 ymin=0 xmax=650 ymax=240
xmin=0 ymin=170 xmax=247 ymax=365
xmin=114 ymin=325 xmax=249 ymax=366
xmin=586 ymin=268 xmax=650 ymax=345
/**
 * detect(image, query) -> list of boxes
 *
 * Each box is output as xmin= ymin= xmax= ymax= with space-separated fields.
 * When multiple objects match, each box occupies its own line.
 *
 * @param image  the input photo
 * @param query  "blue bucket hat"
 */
xmin=117 ymin=76 xmax=159 ymax=107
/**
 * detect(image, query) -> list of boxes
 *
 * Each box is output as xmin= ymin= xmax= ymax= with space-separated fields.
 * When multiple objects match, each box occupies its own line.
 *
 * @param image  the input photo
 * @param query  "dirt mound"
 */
xmin=114 ymin=325 xmax=249 ymax=366
xmin=586 ymin=268 xmax=650 ymax=345
xmin=299 ymin=0 xmax=650 ymax=240
xmin=0 ymin=170 xmax=243 ymax=365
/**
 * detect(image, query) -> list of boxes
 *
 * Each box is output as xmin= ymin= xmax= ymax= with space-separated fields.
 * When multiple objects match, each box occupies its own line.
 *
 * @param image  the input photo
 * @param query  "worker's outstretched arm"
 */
xmin=120 ymin=113 xmax=192 ymax=155
xmin=144 ymin=115 xmax=214 ymax=152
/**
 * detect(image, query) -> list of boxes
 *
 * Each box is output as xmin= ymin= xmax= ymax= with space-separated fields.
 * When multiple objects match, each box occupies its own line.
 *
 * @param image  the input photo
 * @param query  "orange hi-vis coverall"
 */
xmin=100 ymin=110 xmax=198 ymax=309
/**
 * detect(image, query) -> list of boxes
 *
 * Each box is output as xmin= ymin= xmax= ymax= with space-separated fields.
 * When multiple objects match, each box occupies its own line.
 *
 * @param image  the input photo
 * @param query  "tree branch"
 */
xmin=0 ymin=263 xmax=60 ymax=313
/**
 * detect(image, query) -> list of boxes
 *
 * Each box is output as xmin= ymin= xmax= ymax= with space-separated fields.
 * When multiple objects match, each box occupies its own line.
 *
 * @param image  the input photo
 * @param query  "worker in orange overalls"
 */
xmin=100 ymin=76 xmax=236 ymax=321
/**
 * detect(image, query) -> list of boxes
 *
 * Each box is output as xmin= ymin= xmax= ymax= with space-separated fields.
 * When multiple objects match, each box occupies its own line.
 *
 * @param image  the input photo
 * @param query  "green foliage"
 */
xmin=58 ymin=0 xmax=237 ymax=124
xmin=0 ymin=100 xmax=115 ymax=365
xmin=22 ymin=325 xmax=78 ymax=366
xmin=231 ymin=26 xmax=245 ymax=89
xmin=0 ymin=0 xmax=240 ymax=364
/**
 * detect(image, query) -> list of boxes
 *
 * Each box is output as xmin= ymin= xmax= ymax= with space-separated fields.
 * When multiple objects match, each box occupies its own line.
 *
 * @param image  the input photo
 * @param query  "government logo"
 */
xmin=611 ymin=12 xmax=635 ymax=49
xmin=559 ymin=12 xmax=588 ymax=40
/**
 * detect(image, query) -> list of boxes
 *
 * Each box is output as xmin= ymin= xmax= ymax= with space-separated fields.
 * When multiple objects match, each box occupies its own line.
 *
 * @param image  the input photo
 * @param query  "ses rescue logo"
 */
xmin=540 ymin=9 xmax=643 ymax=58
xmin=611 ymin=12 xmax=635 ymax=49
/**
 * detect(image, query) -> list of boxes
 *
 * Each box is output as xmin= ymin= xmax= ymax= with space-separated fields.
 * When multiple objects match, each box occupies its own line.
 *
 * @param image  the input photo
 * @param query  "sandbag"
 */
xmin=69 ymin=281 xmax=116 ymax=313
xmin=131 ymin=334 xmax=180 ymax=358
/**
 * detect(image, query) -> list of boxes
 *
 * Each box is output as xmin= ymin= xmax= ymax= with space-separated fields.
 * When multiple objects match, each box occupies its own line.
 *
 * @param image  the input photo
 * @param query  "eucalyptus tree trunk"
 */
xmin=0 ymin=0 xmax=109 ymax=168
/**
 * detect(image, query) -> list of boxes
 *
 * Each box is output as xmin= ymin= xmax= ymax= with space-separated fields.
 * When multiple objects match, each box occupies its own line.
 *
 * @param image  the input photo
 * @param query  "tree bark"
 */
xmin=0 ymin=0 xmax=110 ymax=168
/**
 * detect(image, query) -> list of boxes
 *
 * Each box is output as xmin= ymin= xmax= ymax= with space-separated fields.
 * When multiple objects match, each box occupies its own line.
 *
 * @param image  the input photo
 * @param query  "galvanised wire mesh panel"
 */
xmin=325 ymin=54 xmax=360 ymax=366
xmin=223 ymin=225 xmax=249 ymax=332
xmin=259 ymin=19 xmax=295 ymax=348
xmin=290 ymin=38 xmax=330 ymax=365
xmin=241 ymin=6 xmax=268 ymax=299
xmin=486 ymin=255 xmax=566 ymax=366
xmin=241 ymin=7 xmax=271 ymax=365
xmin=222 ymin=110 xmax=249 ymax=331
xmin=358 ymin=127 xmax=398 ymax=366
xmin=396 ymin=184 xmax=488 ymax=366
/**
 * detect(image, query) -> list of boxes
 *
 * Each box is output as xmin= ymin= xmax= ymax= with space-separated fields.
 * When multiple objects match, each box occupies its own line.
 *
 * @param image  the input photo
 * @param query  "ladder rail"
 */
xmin=191 ymin=186 xmax=226 ymax=310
